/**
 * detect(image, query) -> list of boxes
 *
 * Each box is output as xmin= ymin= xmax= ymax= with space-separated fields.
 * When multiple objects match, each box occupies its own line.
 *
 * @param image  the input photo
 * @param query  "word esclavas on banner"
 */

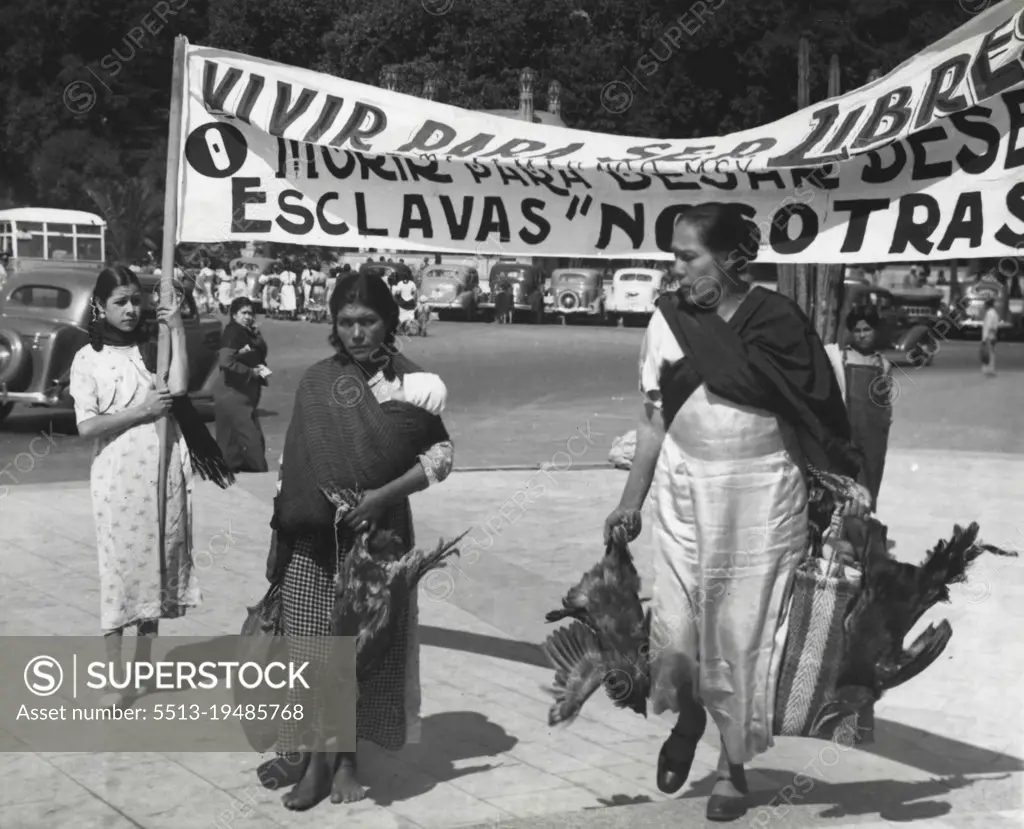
xmin=173 ymin=0 xmax=1024 ymax=262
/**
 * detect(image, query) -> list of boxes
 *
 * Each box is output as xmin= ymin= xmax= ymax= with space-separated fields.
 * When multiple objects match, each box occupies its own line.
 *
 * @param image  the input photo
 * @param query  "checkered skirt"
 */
xmin=274 ymin=525 xmax=419 ymax=753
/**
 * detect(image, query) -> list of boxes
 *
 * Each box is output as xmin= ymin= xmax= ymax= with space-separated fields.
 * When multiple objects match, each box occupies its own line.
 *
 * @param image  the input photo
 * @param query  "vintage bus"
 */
xmin=0 ymin=208 xmax=107 ymax=282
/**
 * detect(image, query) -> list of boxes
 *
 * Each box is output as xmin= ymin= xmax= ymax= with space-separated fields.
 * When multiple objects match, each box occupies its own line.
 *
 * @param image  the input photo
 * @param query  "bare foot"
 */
xmin=258 ymin=753 xmax=309 ymax=790
xmin=282 ymin=753 xmax=333 ymax=811
xmin=331 ymin=754 xmax=366 ymax=804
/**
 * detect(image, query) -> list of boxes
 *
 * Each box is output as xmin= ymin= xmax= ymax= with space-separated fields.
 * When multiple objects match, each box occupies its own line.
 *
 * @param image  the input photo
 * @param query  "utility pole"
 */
xmin=777 ymin=39 xmax=845 ymax=344
xmin=818 ymin=53 xmax=845 ymax=345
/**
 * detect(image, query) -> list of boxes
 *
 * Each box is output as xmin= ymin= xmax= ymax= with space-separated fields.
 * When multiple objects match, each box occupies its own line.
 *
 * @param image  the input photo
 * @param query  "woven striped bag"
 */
xmin=773 ymin=507 xmax=869 ymax=746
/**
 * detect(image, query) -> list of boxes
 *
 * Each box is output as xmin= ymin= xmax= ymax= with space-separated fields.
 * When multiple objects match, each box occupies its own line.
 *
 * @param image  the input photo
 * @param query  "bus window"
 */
xmin=46 ymin=223 xmax=75 ymax=260
xmin=0 ymin=210 xmax=106 ymax=263
xmin=18 ymin=222 xmax=44 ymax=258
xmin=76 ymin=236 xmax=103 ymax=261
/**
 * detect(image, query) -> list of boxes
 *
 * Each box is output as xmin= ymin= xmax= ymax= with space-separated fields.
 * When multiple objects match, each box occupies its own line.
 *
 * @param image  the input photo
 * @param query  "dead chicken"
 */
xmin=812 ymin=518 xmax=1017 ymax=733
xmin=542 ymin=530 xmax=651 ymax=725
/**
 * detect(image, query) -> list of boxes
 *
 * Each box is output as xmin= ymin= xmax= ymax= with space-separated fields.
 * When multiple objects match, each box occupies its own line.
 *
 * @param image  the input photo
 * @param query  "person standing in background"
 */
xmin=301 ymin=260 xmax=320 ymax=319
xmin=825 ymin=309 xmax=896 ymax=511
xmin=279 ymin=262 xmax=298 ymax=321
xmin=214 ymin=298 xmax=270 ymax=473
xmin=246 ymin=266 xmax=261 ymax=307
xmin=217 ymin=263 xmax=233 ymax=314
xmin=231 ymin=261 xmax=249 ymax=302
xmin=981 ymin=297 xmax=1000 ymax=377
xmin=197 ymin=261 xmax=215 ymax=314
xmin=325 ymin=266 xmax=339 ymax=307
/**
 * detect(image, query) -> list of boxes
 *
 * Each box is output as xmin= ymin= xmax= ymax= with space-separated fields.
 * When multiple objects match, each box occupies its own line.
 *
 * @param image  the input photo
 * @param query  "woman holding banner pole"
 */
xmin=603 ymin=203 xmax=868 ymax=821
xmin=70 ymin=266 xmax=233 ymax=709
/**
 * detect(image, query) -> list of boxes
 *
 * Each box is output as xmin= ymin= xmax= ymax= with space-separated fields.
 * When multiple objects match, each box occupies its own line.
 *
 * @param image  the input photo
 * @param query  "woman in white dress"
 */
xmin=279 ymin=265 xmax=298 ymax=320
xmin=231 ymin=262 xmax=249 ymax=302
xmin=69 ymin=266 xmax=203 ymax=709
xmin=216 ymin=264 xmax=233 ymax=314
xmin=197 ymin=263 xmax=215 ymax=314
xmin=604 ymin=204 xmax=869 ymax=821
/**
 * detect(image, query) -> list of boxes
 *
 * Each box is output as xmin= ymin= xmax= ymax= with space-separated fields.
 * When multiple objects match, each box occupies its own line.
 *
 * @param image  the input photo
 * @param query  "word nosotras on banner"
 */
xmin=183 ymin=114 xmax=1024 ymax=262
xmin=177 ymin=12 xmax=1024 ymax=260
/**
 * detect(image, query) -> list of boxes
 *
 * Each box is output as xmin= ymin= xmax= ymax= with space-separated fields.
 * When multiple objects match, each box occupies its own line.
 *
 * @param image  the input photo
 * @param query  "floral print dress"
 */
xmin=70 ymin=344 xmax=202 ymax=632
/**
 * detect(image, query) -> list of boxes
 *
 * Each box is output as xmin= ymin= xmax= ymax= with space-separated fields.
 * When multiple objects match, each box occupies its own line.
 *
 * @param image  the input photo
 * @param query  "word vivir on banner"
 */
xmin=176 ymin=1 xmax=1024 ymax=259
xmin=3 ymin=636 xmax=356 ymax=752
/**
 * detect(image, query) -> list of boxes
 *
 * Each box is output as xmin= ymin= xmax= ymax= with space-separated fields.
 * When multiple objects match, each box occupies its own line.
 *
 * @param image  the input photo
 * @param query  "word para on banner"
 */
xmin=190 ymin=5 xmax=1024 ymax=169
xmin=178 ymin=24 xmax=1024 ymax=261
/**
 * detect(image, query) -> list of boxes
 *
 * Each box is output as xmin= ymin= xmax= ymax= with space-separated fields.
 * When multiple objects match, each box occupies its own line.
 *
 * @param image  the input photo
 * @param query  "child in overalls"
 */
xmin=831 ymin=308 xmax=895 ymax=510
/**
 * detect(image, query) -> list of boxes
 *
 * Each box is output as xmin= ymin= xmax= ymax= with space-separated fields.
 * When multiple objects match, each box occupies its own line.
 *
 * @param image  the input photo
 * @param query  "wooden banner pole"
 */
xmin=778 ymin=38 xmax=811 ymax=308
xmin=820 ymin=54 xmax=845 ymax=345
xmin=156 ymin=35 xmax=188 ymax=597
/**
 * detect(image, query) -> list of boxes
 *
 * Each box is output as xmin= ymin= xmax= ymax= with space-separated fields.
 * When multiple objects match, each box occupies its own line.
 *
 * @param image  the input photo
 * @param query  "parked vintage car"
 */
xmin=840 ymin=279 xmax=939 ymax=365
xmin=0 ymin=265 xmax=223 ymax=427
xmin=419 ymin=264 xmax=480 ymax=321
xmin=954 ymin=273 xmax=1015 ymax=335
xmin=606 ymin=268 xmax=668 ymax=326
xmin=549 ymin=268 xmax=606 ymax=324
xmin=478 ymin=262 xmax=546 ymax=322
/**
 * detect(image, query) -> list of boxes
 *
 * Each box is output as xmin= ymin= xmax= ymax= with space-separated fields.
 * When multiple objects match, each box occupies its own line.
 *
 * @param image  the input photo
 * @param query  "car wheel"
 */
xmin=0 ymin=402 xmax=13 ymax=427
xmin=0 ymin=330 xmax=30 ymax=390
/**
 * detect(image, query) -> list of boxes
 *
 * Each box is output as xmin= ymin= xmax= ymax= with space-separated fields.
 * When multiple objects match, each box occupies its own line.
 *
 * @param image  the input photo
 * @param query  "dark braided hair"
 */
xmin=87 ymin=264 xmax=234 ymax=489
xmin=88 ymin=265 xmax=146 ymax=353
xmin=327 ymin=269 xmax=401 ymax=379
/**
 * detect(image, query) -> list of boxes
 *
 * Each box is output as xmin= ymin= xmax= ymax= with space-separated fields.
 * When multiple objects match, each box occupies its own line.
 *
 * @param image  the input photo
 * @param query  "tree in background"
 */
xmin=86 ymin=176 xmax=163 ymax=264
xmin=0 ymin=0 xmax=978 ymax=212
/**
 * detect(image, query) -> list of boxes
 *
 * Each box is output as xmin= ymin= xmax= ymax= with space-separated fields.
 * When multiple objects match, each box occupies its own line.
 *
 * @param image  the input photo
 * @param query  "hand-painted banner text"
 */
xmin=177 ymin=1 xmax=1024 ymax=261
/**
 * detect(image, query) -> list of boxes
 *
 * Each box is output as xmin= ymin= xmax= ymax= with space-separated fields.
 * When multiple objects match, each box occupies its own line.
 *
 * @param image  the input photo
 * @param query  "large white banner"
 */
xmin=177 ymin=0 xmax=1024 ymax=262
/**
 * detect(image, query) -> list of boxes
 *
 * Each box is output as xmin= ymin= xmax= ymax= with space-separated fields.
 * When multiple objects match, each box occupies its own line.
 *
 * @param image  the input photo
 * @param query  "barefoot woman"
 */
xmin=262 ymin=270 xmax=454 ymax=810
xmin=604 ymin=204 xmax=868 ymax=821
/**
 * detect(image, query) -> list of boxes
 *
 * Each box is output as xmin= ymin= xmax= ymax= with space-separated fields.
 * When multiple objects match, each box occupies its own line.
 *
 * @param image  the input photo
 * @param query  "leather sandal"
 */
xmin=656 ymin=707 xmax=707 ymax=794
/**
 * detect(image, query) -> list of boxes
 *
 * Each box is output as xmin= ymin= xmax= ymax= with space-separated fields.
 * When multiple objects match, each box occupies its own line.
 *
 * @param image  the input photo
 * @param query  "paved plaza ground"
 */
xmin=3 ymin=319 xmax=1024 ymax=481
xmin=1 ymin=321 xmax=1022 ymax=828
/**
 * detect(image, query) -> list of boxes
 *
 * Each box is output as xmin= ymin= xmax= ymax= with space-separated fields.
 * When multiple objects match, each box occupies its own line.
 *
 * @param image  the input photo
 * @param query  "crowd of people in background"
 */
xmin=128 ymin=253 xmax=435 ymax=325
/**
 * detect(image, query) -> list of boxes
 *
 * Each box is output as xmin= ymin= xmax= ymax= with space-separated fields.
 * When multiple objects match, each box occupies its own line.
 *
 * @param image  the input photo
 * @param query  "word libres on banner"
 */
xmin=176 ymin=2 xmax=1024 ymax=261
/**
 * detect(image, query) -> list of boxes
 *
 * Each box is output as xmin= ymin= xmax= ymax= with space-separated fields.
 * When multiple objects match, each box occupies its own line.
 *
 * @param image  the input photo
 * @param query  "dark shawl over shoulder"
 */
xmin=275 ymin=353 xmax=449 ymax=533
xmin=221 ymin=321 xmax=267 ymax=362
xmin=219 ymin=321 xmax=268 ymax=394
xmin=656 ymin=286 xmax=862 ymax=478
